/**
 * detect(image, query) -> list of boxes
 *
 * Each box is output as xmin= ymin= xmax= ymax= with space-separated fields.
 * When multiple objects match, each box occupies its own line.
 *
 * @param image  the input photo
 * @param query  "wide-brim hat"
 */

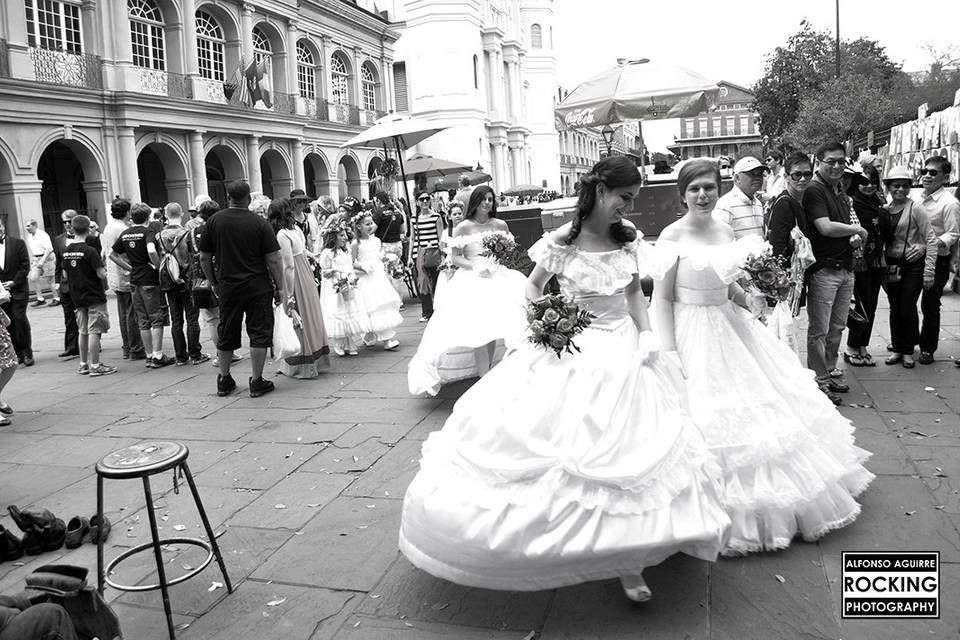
xmin=843 ymin=159 xmax=869 ymax=185
xmin=289 ymin=189 xmax=310 ymax=203
xmin=883 ymin=166 xmax=912 ymax=183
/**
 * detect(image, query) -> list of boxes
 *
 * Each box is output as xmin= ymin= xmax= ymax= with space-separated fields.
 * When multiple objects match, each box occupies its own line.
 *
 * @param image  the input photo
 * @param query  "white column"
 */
xmin=240 ymin=3 xmax=254 ymax=65
xmin=319 ymin=36 xmax=332 ymax=101
xmin=118 ymin=127 xmax=140 ymax=201
xmin=246 ymin=135 xmax=262 ymax=192
xmin=493 ymin=50 xmax=505 ymax=118
xmin=292 ymin=139 xmax=305 ymax=191
xmin=286 ymin=20 xmax=300 ymax=98
xmin=182 ymin=0 xmax=199 ymax=77
xmin=381 ymin=56 xmax=394 ymax=112
xmin=189 ymin=131 xmax=207 ymax=199
xmin=509 ymin=146 xmax=521 ymax=186
xmin=506 ymin=61 xmax=518 ymax=120
xmin=495 ymin=143 xmax=509 ymax=191
xmin=351 ymin=46 xmax=363 ymax=110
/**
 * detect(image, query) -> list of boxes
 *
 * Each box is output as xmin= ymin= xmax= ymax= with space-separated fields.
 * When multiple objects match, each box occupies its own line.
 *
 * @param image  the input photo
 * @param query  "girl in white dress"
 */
xmin=407 ymin=186 xmax=528 ymax=396
xmin=433 ymin=201 xmax=465 ymax=309
xmin=351 ymin=212 xmax=402 ymax=350
xmin=400 ymin=157 xmax=730 ymax=601
xmin=649 ymin=159 xmax=875 ymax=555
xmin=319 ymin=224 xmax=368 ymax=356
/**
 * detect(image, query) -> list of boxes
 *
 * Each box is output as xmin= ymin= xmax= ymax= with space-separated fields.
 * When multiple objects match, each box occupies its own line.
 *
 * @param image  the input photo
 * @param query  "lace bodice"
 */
xmin=447 ymin=230 xmax=512 ymax=260
xmin=646 ymin=238 xmax=754 ymax=306
xmin=356 ymin=237 xmax=385 ymax=273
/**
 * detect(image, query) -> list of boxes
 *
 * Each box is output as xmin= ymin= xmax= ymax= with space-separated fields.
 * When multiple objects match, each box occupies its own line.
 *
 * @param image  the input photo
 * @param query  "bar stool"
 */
xmin=96 ymin=441 xmax=233 ymax=640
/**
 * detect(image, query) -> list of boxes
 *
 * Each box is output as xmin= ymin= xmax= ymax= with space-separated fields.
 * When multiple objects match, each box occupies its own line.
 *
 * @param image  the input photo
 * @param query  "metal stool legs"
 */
xmin=181 ymin=462 xmax=232 ymax=593
xmin=142 ymin=474 xmax=176 ymax=640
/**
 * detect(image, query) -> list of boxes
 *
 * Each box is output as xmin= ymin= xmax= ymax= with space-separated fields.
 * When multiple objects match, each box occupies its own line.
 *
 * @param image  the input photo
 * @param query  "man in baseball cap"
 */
xmin=712 ymin=156 xmax=767 ymax=239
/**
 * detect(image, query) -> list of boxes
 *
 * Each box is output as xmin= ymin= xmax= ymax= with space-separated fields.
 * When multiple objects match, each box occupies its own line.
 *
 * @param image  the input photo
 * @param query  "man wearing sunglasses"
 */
xmin=914 ymin=156 xmax=960 ymax=365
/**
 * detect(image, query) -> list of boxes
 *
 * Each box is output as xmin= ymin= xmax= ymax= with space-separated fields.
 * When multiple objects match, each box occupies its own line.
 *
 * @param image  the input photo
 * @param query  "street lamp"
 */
xmin=601 ymin=125 xmax=615 ymax=155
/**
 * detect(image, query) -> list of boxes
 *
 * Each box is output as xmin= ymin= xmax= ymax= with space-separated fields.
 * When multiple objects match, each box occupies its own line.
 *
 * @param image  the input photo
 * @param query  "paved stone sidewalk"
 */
xmin=0 ymin=290 xmax=957 ymax=640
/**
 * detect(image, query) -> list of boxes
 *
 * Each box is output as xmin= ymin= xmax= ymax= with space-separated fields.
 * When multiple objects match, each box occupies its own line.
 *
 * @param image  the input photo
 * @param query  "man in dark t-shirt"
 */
xmin=109 ymin=202 xmax=174 ymax=368
xmin=198 ymin=179 xmax=285 ymax=398
xmin=63 ymin=215 xmax=115 ymax=377
xmin=53 ymin=209 xmax=101 ymax=358
xmin=801 ymin=142 xmax=867 ymax=404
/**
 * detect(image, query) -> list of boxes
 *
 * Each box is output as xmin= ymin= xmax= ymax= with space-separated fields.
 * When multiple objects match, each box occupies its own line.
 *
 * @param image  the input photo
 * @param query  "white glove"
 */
xmin=637 ymin=330 xmax=660 ymax=366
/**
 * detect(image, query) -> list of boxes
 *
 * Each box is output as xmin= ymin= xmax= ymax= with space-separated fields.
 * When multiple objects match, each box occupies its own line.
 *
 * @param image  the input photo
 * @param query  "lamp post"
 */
xmin=601 ymin=125 xmax=615 ymax=156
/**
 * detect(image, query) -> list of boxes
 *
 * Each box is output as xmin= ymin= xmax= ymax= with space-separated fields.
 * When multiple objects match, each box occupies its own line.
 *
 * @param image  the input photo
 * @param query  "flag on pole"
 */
xmin=244 ymin=59 xmax=273 ymax=108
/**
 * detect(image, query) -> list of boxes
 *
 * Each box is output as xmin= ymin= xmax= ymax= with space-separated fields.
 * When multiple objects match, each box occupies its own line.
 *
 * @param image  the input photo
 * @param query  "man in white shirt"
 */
xmin=25 ymin=219 xmax=57 ymax=306
xmin=713 ymin=156 xmax=766 ymax=238
xmin=914 ymin=155 xmax=960 ymax=364
xmin=762 ymin=150 xmax=787 ymax=201
xmin=453 ymin=175 xmax=474 ymax=209
xmin=100 ymin=198 xmax=146 ymax=360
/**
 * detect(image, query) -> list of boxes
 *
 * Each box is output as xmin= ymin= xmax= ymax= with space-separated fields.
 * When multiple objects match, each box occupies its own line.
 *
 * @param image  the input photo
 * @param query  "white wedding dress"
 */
xmin=399 ymin=233 xmax=731 ymax=590
xmin=407 ymin=231 xmax=528 ymax=396
xmin=649 ymin=238 xmax=875 ymax=555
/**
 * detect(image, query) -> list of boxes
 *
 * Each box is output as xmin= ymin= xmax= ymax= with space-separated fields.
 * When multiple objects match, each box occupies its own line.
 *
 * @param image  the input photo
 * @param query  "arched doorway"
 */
xmin=337 ymin=154 xmax=361 ymax=200
xmin=137 ymin=141 xmax=190 ymax=209
xmin=38 ymin=142 xmax=89 ymax=235
xmin=259 ymin=149 xmax=291 ymax=199
xmin=204 ymin=144 xmax=244 ymax=208
xmin=303 ymin=152 xmax=330 ymax=199
xmin=366 ymin=156 xmax=383 ymax=200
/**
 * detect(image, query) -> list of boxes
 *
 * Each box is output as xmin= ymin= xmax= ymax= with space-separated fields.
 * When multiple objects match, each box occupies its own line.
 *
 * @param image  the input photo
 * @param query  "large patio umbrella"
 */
xmin=432 ymin=171 xmax=492 ymax=192
xmin=554 ymin=59 xmax=719 ymax=130
xmin=502 ymin=183 xmax=544 ymax=197
xmin=341 ymin=113 xmax=461 ymax=209
xmin=402 ymin=154 xmax=473 ymax=178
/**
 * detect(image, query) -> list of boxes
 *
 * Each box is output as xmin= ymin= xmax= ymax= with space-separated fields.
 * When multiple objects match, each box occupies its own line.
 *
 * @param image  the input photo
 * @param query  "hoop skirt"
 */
xmin=407 ymin=232 xmax=528 ymax=396
xmin=399 ymin=234 xmax=731 ymax=590
xmin=319 ymin=248 xmax=368 ymax=350
xmin=354 ymin=237 xmax=403 ymax=342
xmin=648 ymin=238 xmax=875 ymax=555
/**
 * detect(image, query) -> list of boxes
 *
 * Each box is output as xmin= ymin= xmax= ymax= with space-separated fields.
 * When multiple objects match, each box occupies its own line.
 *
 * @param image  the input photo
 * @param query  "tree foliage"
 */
xmin=752 ymin=20 xmax=908 ymax=141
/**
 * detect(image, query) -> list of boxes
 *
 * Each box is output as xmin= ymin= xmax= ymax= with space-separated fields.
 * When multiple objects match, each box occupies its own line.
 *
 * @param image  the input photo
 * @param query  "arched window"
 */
xmin=195 ymin=10 xmax=224 ymax=81
xmin=296 ymin=41 xmax=316 ymax=99
xmin=330 ymin=53 xmax=349 ymax=105
xmin=361 ymin=64 xmax=376 ymax=111
xmin=530 ymin=24 xmax=542 ymax=49
xmin=252 ymin=26 xmax=271 ymax=65
xmin=129 ymin=0 xmax=165 ymax=70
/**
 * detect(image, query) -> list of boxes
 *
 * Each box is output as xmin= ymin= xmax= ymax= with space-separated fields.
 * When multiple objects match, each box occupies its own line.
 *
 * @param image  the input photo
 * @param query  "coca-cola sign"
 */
xmin=563 ymin=108 xmax=598 ymax=128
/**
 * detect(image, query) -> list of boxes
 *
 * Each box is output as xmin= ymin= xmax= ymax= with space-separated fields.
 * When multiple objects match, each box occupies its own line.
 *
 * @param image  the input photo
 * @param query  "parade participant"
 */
xmin=319 ymin=222 xmax=366 ymax=356
xmin=407 ymin=185 xmax=527 ymax=396
xmin=25 ymin=220 xmax=56 ymax=307
xmin=0 ymin=281 xmax=18 ymax=426
xmin=109 ymin=203 xmax=175 ymax=369
xmin=269 ymin=198 xmax=330 ymax=378
xmin=63 ymin=215 xmax=116 ymax=377
xmin=434 ymin=201 xmax=466 ymax=306
xmin=650 ymin=159 xmax=874 ymax=555
xmin=914 ymin=156 xmax=959 ymax=364
xmin=0 ymin=218 xmax=33 ymax=367
xmin=53 ymin=209 xmax=102 ymax=360
xmin=198 ymin=180 xmax=285 ymax=397
xmin=351 ymin=211 xmax=402 ymax=351
xmin=880 ymin=167 xmax=937 ymax=369
xmin=400 ymin=156 xmax=730 ymax=601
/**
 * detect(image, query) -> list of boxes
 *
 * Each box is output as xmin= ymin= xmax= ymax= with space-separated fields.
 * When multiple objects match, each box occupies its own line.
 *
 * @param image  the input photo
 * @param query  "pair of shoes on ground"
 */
xmin=843 ymin=352 xmax=876 ymax=367
xmin=77 ymin=363 xmax=118 ymax=377
xmin=885 ymin=352 xmax=916 ymax=368
xmin=332 ymin=346 xmax=358 ymax=357
xmin=6 ymin=506 xmax=67 ymax=555
xmin=217 ymin=374 xmax=274 ymax=398
xmin=63 ymin=515 xmax=111 ymax=549
xmin=145 ymin=354 xmax=175 ymax=369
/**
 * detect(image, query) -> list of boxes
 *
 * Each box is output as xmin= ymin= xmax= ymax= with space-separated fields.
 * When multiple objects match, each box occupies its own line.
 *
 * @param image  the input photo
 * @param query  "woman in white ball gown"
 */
xmin=649 ymin=159 xmax=875 ymax=555
xmin=407 ymin=185 xmax=528 ymax=396
xmin=400 ymin=157 xmax=731 ymax=601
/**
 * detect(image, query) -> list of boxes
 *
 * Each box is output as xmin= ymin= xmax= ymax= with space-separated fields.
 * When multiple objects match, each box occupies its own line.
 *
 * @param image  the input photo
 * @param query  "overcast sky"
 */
xmin=553 ymin=0 xmax=959 ymax=151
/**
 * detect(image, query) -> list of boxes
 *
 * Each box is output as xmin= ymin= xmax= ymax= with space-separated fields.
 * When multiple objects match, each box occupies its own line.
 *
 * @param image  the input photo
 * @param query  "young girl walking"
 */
xmin=351 ymin=212 xmax=402 ymax=350
xmin=319 ymin=222 xmax=367 ymax=356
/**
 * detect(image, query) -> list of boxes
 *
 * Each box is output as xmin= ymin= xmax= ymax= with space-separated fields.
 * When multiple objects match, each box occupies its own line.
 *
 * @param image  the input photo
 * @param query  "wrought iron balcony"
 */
xmin=362 ymin=109 xmax=387 ymax=126
xmin=29 ymin=47 xmax=102 ymax=89
xmin=138 ymin=68 xmax=191 ymax=99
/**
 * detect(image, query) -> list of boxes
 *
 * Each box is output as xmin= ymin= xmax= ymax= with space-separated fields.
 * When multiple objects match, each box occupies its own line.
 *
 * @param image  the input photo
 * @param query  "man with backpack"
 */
xmin=159 ymin=203 xmax=209 ymax=365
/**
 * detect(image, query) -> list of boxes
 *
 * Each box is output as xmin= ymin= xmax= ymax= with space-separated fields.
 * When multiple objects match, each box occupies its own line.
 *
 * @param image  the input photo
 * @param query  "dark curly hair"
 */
xmin=322 ymin=225 xmax=350 ymax=251
xmin=465 ymin=185 xmax=497 ymax=220
xmin=567 ymin=156 xmax=640 ymax=245
xmin=267 ymin=198 xmax=296 ymax=233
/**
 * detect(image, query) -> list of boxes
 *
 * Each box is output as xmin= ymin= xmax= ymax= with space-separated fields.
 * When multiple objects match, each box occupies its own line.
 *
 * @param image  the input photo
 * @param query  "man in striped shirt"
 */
xmin=713 ymin=156 xmax=767 ymax=239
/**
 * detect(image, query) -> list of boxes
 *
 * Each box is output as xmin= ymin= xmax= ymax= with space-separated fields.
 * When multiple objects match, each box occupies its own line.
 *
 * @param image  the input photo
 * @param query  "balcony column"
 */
xmin=319 ymin=35 xmax=332 ymax=101
xmin=246 ymin=135 xmax=262 ymax=192
xmin=80 ymin=0 xmax=101 ymax=60
xmin=118 ymin=127 xmax=140 ymax=201
xmin=286 ymin=20 xmax=300 ymax=100
xmin=351 ymin=46 xmax=363 ymax=111
xmin=509 ymin=145 xmax=521 ymax=186
xmin=380 ymin=55 xmax=394 ymax=113
xmin=189 ymin=131 xmax=207 ymax=200
xmin=107 ymin=0 xmax=135 ymax=91
xmin=182 ymin=0 xmax=199 ymax=77
xmin=240 ymin=3 xmax=254 ymax=65
xmin=292 ymin=139 xmax=305 ymax=191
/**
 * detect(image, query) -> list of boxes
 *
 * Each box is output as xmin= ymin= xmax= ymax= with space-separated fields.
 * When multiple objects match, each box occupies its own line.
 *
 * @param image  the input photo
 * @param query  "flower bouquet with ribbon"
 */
xmin=481 ymin=231 xmax=535 ymax=276
xmin=526 ymin=294 xmax=593 ymax=358
xmin=332 ymin=273 xmax=358 ymax=301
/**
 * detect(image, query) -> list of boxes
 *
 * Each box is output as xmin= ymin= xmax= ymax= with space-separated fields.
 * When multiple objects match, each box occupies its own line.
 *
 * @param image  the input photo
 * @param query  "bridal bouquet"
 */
xmin=481 ymin=232 xmax=535 ymax=276
xmin=332 ymin=273 xmax=358 ymax=300
xmin=526 ymin=294 xmax=593 ymax=358
xmin=740 ymin=241 xmax=791 ymax=302
xmin=382 ymin=253 xmax=407 ymax=280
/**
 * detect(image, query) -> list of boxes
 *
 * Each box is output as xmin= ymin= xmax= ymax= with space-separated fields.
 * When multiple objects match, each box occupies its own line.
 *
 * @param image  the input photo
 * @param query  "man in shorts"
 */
xmin=198 ymin=180 xmax=285 ymax=398
xmin=109 ymin=203 xmax=175 ymax=368
xmin=62 ymin=215 xmax=116 ymax=376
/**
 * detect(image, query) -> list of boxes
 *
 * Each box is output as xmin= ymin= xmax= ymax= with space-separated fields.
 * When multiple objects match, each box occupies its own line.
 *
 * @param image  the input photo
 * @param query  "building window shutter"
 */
xmin=393 ymin=61 xmax=408 ymax=112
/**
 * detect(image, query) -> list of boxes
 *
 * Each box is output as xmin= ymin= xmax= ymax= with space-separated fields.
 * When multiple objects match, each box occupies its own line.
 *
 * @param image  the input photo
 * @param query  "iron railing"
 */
xmin=362 ymin=109 xmax=387 ymax=125
xmin=0 ymin=39 xmax=9 ymax=78
xmin=30 ymin=47 xmax=102 ymax=89
xmin=138 ymin=68 xmax=191 ymax=99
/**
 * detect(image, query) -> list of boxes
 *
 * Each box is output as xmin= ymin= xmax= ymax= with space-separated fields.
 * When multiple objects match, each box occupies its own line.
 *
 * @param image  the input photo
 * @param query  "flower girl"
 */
xmin=319 ymin=222 xmax=366 ymax=356
xmin=351 ymin=212 xmax=402 ymax=350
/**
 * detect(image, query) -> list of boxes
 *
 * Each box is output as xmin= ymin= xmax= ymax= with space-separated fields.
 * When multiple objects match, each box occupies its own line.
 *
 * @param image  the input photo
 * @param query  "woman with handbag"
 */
xmin=0 ymin=282 xmax=18 ymax=427
xmin=407 ymin=186 xmax=527 ymax=396
xmin=880 ymin=167 xmax=938 ymax=368
xmin=407 ymin=192 xmax=444 ymax=322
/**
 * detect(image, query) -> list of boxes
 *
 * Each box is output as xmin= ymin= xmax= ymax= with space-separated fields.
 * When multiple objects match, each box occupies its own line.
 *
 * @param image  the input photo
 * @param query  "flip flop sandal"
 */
xmin=861 ymin=353 xmax=877 ymax=367
xmin=885 ymin=353 xmax=903 ymax=365
xmin=843 ymin=353 xmax=866 ymax=367
xmin=902 ymin=358 xmax=916 ymax=369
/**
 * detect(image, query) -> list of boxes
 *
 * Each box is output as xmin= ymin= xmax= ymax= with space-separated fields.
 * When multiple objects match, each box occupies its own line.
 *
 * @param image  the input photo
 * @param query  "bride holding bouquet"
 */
xmin=400 ymin=157 xmax=730 ymax=600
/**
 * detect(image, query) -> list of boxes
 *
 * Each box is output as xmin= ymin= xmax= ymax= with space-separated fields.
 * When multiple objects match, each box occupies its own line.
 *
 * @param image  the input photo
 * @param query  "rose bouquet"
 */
xmin=740 ymin=242 xmax=791 ymax=302
xmin=481 ymin=232 xmax=536 ymax=276
xmin=526 ymin=294 xmax=593 ymax=358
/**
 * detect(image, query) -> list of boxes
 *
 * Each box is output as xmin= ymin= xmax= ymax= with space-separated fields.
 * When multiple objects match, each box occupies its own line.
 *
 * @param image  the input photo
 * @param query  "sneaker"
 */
xmin=249 ymin=376 xmax=275 ymax=398
xmin=58 ymin=351 xmax=79 ymax=359
xmin=77 ymin=363 xmax=90 ymax=375
xmin=175 ymin=358 xmax=189 ymax=366
xmin=212 ymin=353 xmax=244 ymax=366
xmin=918 ymin=352 xmax=934 ymax=365
xmin=828 ymin=368 xmax=843 ymax=378
xmin=145 ymin=357 xmax=157 ymax=368
xmin=190 ymin=353 xmax=211 ymax=365
xmin=121 ymin=351 xmax=130 ymax=360
xmin=384 ymin=339 xmax=400 ymax=350
xmin=30 ymin=299 xmax=45 ymax=307
xmin=419 ymin=315 xmax=429 ymax=323
xmin=346 ymin=349 xmax=359 ymax=356
xmin=217 ymin=374 xmax=237 ymax=397
xmin=88 ymin=364 xmax=118 ymax=377
xmin=129 ymin=352 xmax=148 ymax=361
xmin=152 ymin=354 xmax=175 ymax=368
xmin=826 ymin=378 xmax=850 ymax=393
xmin=820 ymin=385 xmax=842 ymax=406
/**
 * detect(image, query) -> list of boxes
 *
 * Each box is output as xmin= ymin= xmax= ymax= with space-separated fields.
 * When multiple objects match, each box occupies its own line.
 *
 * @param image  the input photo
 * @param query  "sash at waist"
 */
xmin=574 ymin=291 xmax=630 ymax=330
xmin=675 ymin=286 xmax=728 ymax=306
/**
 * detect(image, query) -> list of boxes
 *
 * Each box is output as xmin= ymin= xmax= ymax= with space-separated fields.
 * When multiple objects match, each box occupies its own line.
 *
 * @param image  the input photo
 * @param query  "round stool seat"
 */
xmin=96 ymin=441 xmax=189 ymax=479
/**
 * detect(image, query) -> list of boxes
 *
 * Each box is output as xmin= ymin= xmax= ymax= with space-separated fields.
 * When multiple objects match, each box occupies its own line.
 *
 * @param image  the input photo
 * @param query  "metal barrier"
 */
xmin=30 ymin=47 xmax=102 ymax=89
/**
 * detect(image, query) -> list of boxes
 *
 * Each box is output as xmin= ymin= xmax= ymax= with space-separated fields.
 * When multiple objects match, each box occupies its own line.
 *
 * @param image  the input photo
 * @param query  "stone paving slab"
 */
xmin=333 ymin=615 xmax=524 ymax=639
xmin=341 ymin=439 xmax=421 ymax=500
xmin=243 ymin=420 xmax=355 ymax=444
xmin=195 ymin=442 xmax=324 ymax=489
xmin=226 ymin=471 xmax=355 ymax=530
